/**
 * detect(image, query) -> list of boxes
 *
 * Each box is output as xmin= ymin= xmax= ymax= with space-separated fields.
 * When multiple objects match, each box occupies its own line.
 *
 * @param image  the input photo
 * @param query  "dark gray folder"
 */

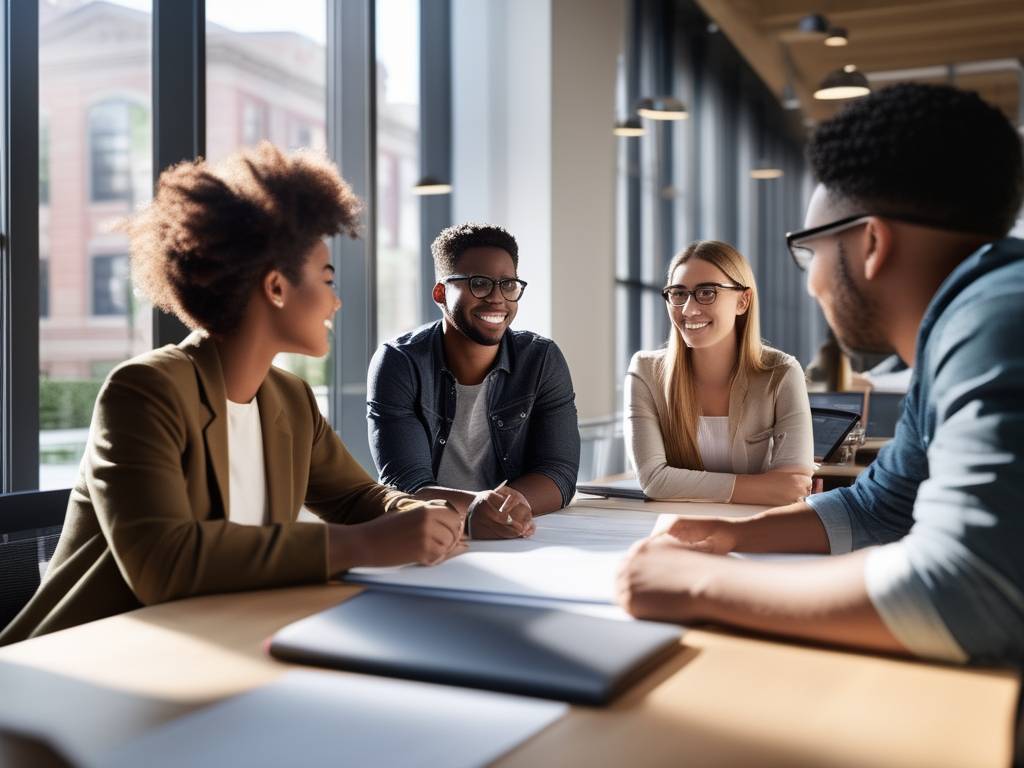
xmin=268 ymin=590 xmax=682 ymax=706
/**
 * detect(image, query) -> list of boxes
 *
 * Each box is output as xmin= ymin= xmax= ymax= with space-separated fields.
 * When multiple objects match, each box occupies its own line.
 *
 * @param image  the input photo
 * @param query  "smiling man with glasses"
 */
xmin=367 ymin=223 xmax=580 ymax=539
xmin=619 ymin=83 xmax=1024 ymax=676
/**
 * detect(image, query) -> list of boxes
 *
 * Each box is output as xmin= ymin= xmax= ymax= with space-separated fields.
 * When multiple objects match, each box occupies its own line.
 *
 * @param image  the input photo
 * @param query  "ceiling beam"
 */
xmin=694 ymin=0 xmax=817 ymax=114
xmin=759 ymin=0 xmax=1013 ymax=28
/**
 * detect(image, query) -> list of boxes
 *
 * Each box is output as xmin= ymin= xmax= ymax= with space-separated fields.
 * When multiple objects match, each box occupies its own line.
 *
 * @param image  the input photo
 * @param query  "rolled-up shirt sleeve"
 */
xmin=806 ymin=381 xmax=927 ymax=553
xmin=864 ymin=543 xmax=968 ymax=663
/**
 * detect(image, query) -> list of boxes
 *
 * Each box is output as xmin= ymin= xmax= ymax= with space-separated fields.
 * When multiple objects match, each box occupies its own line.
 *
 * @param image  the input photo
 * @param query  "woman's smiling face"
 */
xmin=666 ymin=258 xmax=750 ymax=352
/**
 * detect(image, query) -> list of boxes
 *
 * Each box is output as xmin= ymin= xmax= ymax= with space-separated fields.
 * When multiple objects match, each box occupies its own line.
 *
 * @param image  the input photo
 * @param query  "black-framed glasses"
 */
xmin=786 ymin=212 xmax=951 ymax=271
xmin=661 ymin=282 xmax=747 ymax=307
xmin=444 ymin=274 xmax=528 ymax=302
xmin=785 ymin=214 xmax=871 ymax=271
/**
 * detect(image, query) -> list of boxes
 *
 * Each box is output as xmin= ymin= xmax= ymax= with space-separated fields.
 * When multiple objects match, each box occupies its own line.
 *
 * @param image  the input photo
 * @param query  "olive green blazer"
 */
xmin=1 ymin=332 xmax=414 ymax=646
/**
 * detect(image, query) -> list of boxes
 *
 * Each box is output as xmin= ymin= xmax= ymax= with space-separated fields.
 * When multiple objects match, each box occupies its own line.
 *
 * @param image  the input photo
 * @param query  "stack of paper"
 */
xmin=348 ymin=507 xmax=658 ymax=606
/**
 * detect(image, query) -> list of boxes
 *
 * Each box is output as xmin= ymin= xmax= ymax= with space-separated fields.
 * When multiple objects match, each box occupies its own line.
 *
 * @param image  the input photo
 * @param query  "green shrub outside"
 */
xmin=39 ymin=379 xmax=102 ymax=430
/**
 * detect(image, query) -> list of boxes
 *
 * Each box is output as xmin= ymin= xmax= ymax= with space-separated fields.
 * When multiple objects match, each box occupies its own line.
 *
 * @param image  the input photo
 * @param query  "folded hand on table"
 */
xmin=662 ymin=517 xmax=739 ymax=555
xmin=466 ymin=483 xmax=535 ymax=540
xmin=615 ymin=535 xmax=711 ymax=623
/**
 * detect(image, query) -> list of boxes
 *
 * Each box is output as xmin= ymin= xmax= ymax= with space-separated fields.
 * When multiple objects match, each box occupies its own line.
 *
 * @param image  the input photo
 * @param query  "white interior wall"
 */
xmin=452 ymin=0 xmax=623 ymax=420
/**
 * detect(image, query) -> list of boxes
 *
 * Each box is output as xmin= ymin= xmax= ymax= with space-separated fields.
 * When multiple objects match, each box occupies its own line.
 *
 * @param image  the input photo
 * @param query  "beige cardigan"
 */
xmin=624 ymin=346 xmax=814 ymax=502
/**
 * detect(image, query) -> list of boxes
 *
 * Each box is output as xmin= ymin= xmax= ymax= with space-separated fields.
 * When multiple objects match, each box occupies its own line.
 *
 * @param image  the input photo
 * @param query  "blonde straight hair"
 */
xmin=658 ymin=240 xmax=766 ymax=470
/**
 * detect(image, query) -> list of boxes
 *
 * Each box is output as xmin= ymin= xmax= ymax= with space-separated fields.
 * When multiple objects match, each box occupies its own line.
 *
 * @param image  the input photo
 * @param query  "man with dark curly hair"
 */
xmin=367 ymin=223 xmax=580 ymax=539
xmin=618 ymin=84 xmax=1024 ymax=669
xmin=0 ymin=143 xmax=464 ymax=646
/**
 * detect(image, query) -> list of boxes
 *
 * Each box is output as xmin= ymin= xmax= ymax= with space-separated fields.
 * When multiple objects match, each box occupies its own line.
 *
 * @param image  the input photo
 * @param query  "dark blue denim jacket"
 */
xmin=807 ymin=237 xmax=1024 ymax=666
xmin=367 ymin=320 xmax=580 ymax=506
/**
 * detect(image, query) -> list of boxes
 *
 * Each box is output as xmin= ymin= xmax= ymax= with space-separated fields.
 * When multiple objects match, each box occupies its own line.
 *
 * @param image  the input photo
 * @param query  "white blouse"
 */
xmin=697 ymin=416 xmax=732 ymax=472
xmin=226 ymin=397 xmax=268 ymax=526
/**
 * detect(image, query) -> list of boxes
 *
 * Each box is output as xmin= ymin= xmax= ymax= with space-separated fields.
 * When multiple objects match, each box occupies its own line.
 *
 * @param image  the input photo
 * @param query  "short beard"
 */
xmin=830 ymin=241 xmax=894 ymax=356
xmin=446 ymin=305 xmax=502 ymax=347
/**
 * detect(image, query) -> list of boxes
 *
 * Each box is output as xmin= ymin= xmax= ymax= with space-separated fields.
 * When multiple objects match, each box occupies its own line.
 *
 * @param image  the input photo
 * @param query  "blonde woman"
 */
xmin=625 ymin=240 xmax=813 ymax=507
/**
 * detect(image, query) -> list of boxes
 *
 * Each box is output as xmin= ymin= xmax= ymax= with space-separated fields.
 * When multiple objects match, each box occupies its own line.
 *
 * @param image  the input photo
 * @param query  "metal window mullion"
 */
xmin=418 ymin=0 xmax=451 ymax=324
xmin=328 ymin=0 xmax=377 ymax=473
xmin=624 ymin=0 xmax=642 ymax=358
xmin=1 ymin=0 xmax=40 ymax=492
xmin=151 ymin=0 xmax=204 ymax=348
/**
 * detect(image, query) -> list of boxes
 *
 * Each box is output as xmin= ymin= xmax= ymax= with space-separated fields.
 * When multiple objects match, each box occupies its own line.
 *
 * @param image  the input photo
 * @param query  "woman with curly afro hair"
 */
xmin=1 ymin=143 xmax=464 ymax=645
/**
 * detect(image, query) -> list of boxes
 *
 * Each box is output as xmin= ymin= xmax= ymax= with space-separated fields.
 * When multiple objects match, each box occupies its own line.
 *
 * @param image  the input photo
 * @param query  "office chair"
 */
xmin=0 ymin=489 xmax=69 ymax=631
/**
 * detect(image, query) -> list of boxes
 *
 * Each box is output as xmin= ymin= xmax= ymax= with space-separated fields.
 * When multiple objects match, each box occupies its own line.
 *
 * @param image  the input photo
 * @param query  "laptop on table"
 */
xmin=269 ymin=590 xmax=682 ymax=706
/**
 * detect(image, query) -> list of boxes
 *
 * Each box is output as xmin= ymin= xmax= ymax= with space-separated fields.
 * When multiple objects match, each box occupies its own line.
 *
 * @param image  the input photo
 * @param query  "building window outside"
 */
xmin=91 ymin=254 xmax=131 ymax=317
xmin=89 ymin=99 xmax=149 ymax=203
xmin=40 ymin=258 xmax=50 ymax=319
xmin=241 ymin=98 xmax=269 ymax=146
xmin=288 ymin=117 xmax=314 ymax=150
xmin=40 ymin=118 xmax=50 ymax=205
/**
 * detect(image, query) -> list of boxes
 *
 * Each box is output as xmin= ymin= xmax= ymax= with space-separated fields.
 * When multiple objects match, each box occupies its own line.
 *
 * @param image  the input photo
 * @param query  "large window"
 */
xmin=37 ymin=0 xmax=154 ymax=490
xmin=5 ymin=0 xmax=434 ymax=495
xmin=614 ymin=0 xmax=823 ymax=408
xmin=375 ymin=0 xmax=422 ymax=345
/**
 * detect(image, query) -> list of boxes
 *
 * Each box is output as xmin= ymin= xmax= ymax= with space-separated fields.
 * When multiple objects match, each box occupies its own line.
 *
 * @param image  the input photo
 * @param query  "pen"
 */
xmin=495 ymin=480 xmax=515 ymax=526
xmin=496 ymin=479 xmax=510 ymax=512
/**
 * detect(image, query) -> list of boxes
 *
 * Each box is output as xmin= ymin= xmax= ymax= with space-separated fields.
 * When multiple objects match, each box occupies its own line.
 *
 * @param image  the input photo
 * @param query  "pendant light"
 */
xmin=813 ymin=65 xmax=870 ymax=101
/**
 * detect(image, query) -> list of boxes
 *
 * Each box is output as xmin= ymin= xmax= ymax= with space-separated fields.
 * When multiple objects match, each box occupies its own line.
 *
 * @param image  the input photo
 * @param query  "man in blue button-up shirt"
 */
xmin=617 ymin=84 xmax=1024 ymax=671
xmin=367 ymin=224 xmax=580 ymax=540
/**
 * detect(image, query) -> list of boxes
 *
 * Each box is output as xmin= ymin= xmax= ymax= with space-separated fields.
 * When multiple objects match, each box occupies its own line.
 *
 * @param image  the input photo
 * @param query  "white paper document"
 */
xmin=348 ymin=507 xmax=659 ymax=605
xmin=98 ymin=669 xmax=567 ymax=768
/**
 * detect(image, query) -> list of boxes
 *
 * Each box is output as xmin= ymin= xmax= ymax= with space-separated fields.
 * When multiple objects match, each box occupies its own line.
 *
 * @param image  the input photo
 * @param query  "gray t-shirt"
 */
xmin=436 ymin=379 xmax=500 ymax=492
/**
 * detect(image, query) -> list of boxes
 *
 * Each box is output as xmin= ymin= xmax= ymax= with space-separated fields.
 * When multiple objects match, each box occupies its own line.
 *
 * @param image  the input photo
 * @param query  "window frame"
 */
xmin=1 ymin=0 xmax=41 ymax=492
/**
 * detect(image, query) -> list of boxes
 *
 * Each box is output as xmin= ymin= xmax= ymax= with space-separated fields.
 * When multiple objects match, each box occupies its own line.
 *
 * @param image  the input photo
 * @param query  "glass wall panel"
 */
xmin=375 ymin=0 xmax=421 ymax=345
xmin=38 ymin=0 xmax=154 ymax=489
xmin=205 ymin=0 xmax=329 ymax=412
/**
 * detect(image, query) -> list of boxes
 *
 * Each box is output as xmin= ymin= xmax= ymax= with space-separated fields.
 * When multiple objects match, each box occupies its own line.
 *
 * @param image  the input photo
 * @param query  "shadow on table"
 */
xmin=0 ymin=659 xmax=196 ymax=767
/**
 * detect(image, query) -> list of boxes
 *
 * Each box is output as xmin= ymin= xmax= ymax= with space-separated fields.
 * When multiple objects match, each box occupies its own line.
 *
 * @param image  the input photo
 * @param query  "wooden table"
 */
xmin=0 ymin=504 xmax=1018 ymax=768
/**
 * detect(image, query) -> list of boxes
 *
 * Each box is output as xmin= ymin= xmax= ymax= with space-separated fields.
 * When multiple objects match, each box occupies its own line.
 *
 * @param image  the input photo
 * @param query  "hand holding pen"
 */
xmin=465 ymin=480 xmax=534 ymax=539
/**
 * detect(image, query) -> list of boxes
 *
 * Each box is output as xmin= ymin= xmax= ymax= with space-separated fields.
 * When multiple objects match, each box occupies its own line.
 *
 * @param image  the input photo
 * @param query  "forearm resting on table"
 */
xmin=732 ymin=501 xmax=832 ymax=554
xmin=507 ymin=472 xmax=564 ymax=515
xmin=697 ymin=549 xmax=907 ymax=655
xmin=411 ymin=485 xmax=475 ymax=514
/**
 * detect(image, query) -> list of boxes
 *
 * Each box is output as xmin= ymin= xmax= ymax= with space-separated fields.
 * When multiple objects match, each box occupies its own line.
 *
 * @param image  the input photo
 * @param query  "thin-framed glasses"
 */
xmin=444 ymin=274 xmax=528 ymax=302
xmin=786 ymin=212 xmax=951 ymax=271
xmin=661 ymin=282 xmax=747 ymax=307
